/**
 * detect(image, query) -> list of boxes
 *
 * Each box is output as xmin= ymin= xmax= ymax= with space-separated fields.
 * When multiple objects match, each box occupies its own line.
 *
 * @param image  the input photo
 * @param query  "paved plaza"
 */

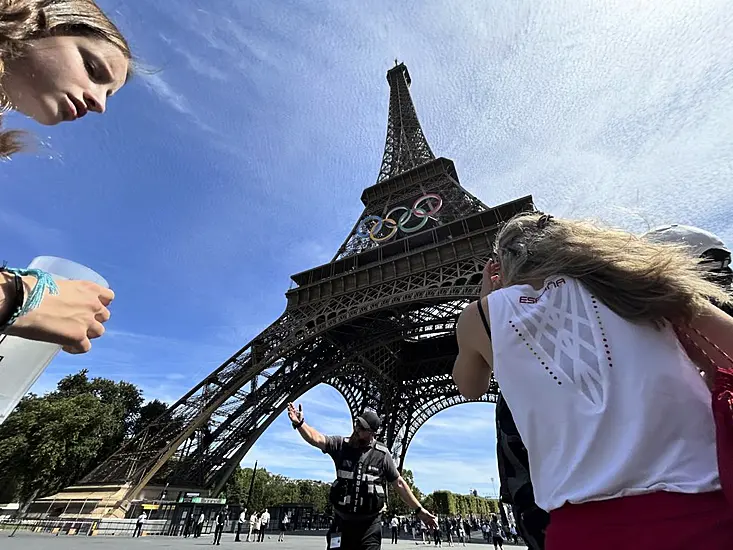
xmin=2 ymin=531 xmax=525 ymax=548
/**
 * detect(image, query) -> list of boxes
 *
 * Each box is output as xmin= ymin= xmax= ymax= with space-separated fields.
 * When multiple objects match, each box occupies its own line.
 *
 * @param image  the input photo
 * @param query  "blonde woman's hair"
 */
xmin=0 ymin=0 xmax=131 ymax=157
xmin=495 ymin=212 xmax=732 ymax=325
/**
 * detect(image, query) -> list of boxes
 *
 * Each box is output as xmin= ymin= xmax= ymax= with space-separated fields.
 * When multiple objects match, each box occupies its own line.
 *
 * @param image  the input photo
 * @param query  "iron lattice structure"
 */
xmin=376 ymin=63 xmax=435 ymax=184
xmin=81 ymin=62 xmax=534 ymax=504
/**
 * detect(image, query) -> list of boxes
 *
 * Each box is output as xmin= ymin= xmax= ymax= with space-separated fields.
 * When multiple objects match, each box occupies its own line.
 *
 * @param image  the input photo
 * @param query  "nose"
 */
xmin=83 ymin=91 xmax=107 ymax=114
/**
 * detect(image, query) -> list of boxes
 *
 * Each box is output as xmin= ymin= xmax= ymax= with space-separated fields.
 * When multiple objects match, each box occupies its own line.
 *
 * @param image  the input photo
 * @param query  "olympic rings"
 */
xmin=357 ymin=193 xmax=443 ymax=243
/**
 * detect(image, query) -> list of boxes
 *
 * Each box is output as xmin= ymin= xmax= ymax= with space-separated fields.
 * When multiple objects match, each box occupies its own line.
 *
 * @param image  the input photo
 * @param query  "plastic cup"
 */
xmin=0 ymin=257 xmax=109 ymax=424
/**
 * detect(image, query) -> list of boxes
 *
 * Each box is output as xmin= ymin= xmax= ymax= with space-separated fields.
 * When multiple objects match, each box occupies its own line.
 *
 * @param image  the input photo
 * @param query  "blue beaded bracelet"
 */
xmin=0 ymin=267 xmax=59 ymax=328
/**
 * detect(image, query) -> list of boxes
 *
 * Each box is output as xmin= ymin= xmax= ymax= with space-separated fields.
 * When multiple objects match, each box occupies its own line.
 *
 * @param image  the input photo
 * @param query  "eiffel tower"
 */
xmin=72 ymin=61 xmax=533 ymax=515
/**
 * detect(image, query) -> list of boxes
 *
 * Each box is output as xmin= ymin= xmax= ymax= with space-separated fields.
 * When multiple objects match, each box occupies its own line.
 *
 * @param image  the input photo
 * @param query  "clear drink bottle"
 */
xmin=0 ymin=256 xmax=109 ymax=424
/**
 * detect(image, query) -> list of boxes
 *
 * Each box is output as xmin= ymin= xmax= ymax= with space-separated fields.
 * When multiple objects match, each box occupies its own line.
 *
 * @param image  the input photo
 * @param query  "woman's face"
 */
xmin=3 ymin=34 xmax=129 ymax=125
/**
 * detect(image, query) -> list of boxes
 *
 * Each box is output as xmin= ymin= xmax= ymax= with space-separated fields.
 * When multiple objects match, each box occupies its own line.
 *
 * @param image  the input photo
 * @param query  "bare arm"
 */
xmin=287 ymin=402 xmax=327 ymax=451
xmin=681 ymin=302 xmax=733 ymax=381
xmin=295 ymin=422 xmax=327 ymax=450
xmin=453 ymin=300 xmax=494 ymax=400
xmin=392 ymin=476 xmax=437 ymax=528
xmin=392 ymin=476 xmax=422 ymax=510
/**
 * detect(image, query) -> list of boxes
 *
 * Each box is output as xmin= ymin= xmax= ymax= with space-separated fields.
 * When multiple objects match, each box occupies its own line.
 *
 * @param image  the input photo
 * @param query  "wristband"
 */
xmin=0 ymin=267 xmax=58 ymax=328
xmin=292 ymin=418 xmax=304 ymax=430
xmin=9 ymin=268 xmax=59 ymax=316
xmin=0 ymin=268 xmax=24 ymax=329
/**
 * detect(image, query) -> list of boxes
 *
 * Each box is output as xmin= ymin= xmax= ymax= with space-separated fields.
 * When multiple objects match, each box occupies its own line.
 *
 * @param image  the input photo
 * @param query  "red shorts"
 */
xmin=547 ymin=490 xmax=733 ymax=550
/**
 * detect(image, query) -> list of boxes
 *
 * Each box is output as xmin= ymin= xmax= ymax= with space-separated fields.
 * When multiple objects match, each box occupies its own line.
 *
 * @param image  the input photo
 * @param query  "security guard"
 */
xmin=288 ymin=402 xmax=437 ymax=549
xmin=644 ymin=224 xmax=732 ymax=312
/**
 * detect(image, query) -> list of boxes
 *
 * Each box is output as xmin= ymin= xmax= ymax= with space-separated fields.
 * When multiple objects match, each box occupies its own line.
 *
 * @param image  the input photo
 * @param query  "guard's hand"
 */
xmin=287 ymin=402 xmax=303 ymax=424
xmin=4 ymin=276 xmax=113 ymax=354
xmin=418 ymin=508 xmax=438 ymax=529
xmin=480 ymin=260 xmax=502 ymax=299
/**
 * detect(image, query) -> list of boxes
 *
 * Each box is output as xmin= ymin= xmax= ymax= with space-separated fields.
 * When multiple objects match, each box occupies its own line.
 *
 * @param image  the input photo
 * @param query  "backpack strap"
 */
xmin=476 ymin=297 xmax=491 ymax=339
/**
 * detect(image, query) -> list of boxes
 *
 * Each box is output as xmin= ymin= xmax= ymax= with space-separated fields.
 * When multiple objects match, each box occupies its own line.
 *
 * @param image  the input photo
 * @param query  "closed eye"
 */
xmin=84 ymin=58 xmax=99 ymax=81
xmin=81 ymin=49 xmax=114 ymax=86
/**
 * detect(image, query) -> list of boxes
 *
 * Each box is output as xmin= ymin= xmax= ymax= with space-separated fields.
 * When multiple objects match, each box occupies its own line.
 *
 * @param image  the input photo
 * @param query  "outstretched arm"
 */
xmin=392 ymin=476 xmax=438 ymax=528
xmin=287 ymin=402 xmax=327 ymax=450
xmin=453 ymin=300 xmax=494 ymax=400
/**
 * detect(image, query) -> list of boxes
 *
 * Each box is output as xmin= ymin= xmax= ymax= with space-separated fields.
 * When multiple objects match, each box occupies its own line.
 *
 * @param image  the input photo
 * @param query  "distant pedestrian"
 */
xmin=489 ymin=516 xmax=504 ymax=549
xmin=390 ymin=516 xmax=399 ymax=544
xmin=213 ymin=510 xmax=226 ymax=546
xmin=247 ymin=511 xmax=259 ymax=542
xmin=196 ymin=511 xmax=205 ymax=538
xmin=456 ymin=522 xmax=466 ymax=547
xmin=444 ymin=518 xmax=454 ymax=547
xmin=258 ymin=509 xmax=270 ymax=542
xmin=236 ymin=508 xmax=247 ymax=542
xmin=183 ymin=513 xmax=193 ymax=538
xmin=433 ymin=523 xmax=442 ymax=547
xmin=132 ymin=511 xmax=146 ymax=537
xmin=278 ymin=512 xmax=290 ymax=542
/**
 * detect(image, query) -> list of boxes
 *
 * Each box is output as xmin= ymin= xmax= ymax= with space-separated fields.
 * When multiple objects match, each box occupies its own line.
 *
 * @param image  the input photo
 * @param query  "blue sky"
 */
xmin=2 ymin=0 xmax=732 ymax=497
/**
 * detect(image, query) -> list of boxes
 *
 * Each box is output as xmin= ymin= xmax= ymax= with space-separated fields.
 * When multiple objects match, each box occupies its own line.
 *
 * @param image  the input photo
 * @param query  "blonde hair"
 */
xmin=495 ymin=212 xmax=732 ymax=325
xmin=0 ymin=0 xmax=131 ymax=157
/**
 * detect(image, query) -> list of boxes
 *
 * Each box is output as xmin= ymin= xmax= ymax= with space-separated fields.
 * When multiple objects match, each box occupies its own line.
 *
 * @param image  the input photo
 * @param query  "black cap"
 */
xmin=356 ymin=410 xmax=381 ymax=432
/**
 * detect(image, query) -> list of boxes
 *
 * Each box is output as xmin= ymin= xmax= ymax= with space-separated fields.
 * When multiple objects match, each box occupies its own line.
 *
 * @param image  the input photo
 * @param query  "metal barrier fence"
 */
xmin=1 ymin=517 xmax=332 ymax=538
xmin=1 ymin=518 xmax=170 ymax=537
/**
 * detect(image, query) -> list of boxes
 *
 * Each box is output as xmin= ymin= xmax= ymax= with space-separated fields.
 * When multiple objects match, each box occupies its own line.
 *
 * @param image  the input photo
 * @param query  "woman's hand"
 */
xmin=480 ymin=260 xmax=502 ymax=298
xmin=3 ymin=274 xmax=114 ymax=354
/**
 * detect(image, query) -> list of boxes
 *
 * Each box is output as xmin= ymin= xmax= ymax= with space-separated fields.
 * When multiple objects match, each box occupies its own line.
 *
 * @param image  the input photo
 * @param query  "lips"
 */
xmin=64 ymin=94 xmax=88 ymax=121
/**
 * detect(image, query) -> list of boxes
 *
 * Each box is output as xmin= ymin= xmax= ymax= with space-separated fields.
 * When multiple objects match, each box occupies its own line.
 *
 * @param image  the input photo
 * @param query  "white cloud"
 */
xmin=0 ymin=209 xmax=67 ymax=253
xmin=139 ymin=71 xmax=217 ymax=136
xmin=140 ymin=72 xmax=192 ymax=116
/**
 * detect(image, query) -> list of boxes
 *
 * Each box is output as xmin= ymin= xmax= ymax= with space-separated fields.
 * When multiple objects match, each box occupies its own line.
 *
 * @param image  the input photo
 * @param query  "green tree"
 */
xmin=0 ymin=392 xmax=123 ymax=504
xmin=0 ymin=370 xmax=166 ymax=505
xmin=133 ymin=399 xmax=168 ymax=434
xmin=421 ymin=493 xmax=435 ymax=514
xmin=387 ymin=468 xmax=423 ymax=515
xmin=422 ymin=490 xmax=499 ymax=519
xmin=224 ymin=465 xmax=248 ymax=505
xmin=223 ymin=466 xmax=332 ymax=513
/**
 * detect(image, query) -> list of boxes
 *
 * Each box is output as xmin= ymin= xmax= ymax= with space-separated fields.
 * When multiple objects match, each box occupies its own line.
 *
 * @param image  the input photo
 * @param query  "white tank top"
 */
xmin=487 ymin=276 xmax=721 ymax=512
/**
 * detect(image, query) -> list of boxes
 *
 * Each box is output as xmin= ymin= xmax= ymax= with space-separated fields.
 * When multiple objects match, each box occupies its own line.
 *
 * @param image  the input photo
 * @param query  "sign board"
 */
xmin=177 ymin=496 xmax=227 ymax=505
xmin=196 ymin=497 xmax=227 ymax=505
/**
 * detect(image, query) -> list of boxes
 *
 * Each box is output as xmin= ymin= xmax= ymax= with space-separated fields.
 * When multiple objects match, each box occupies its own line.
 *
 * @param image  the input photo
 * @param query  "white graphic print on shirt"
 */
xmin=507 ymin=278 xmax=611 ymax=406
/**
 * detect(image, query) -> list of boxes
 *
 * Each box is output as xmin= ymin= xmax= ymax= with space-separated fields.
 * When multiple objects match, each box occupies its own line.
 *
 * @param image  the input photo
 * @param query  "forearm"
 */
xmin=393 ymin=476 xmax=422 ymax=510
xmin=295 ymin=422 xmax=326 ymax=449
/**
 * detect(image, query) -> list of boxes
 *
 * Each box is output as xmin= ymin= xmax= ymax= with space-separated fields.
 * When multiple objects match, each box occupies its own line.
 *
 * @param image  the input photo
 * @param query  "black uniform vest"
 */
xmin=329 ymin=439 xmax=389 ymax=519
